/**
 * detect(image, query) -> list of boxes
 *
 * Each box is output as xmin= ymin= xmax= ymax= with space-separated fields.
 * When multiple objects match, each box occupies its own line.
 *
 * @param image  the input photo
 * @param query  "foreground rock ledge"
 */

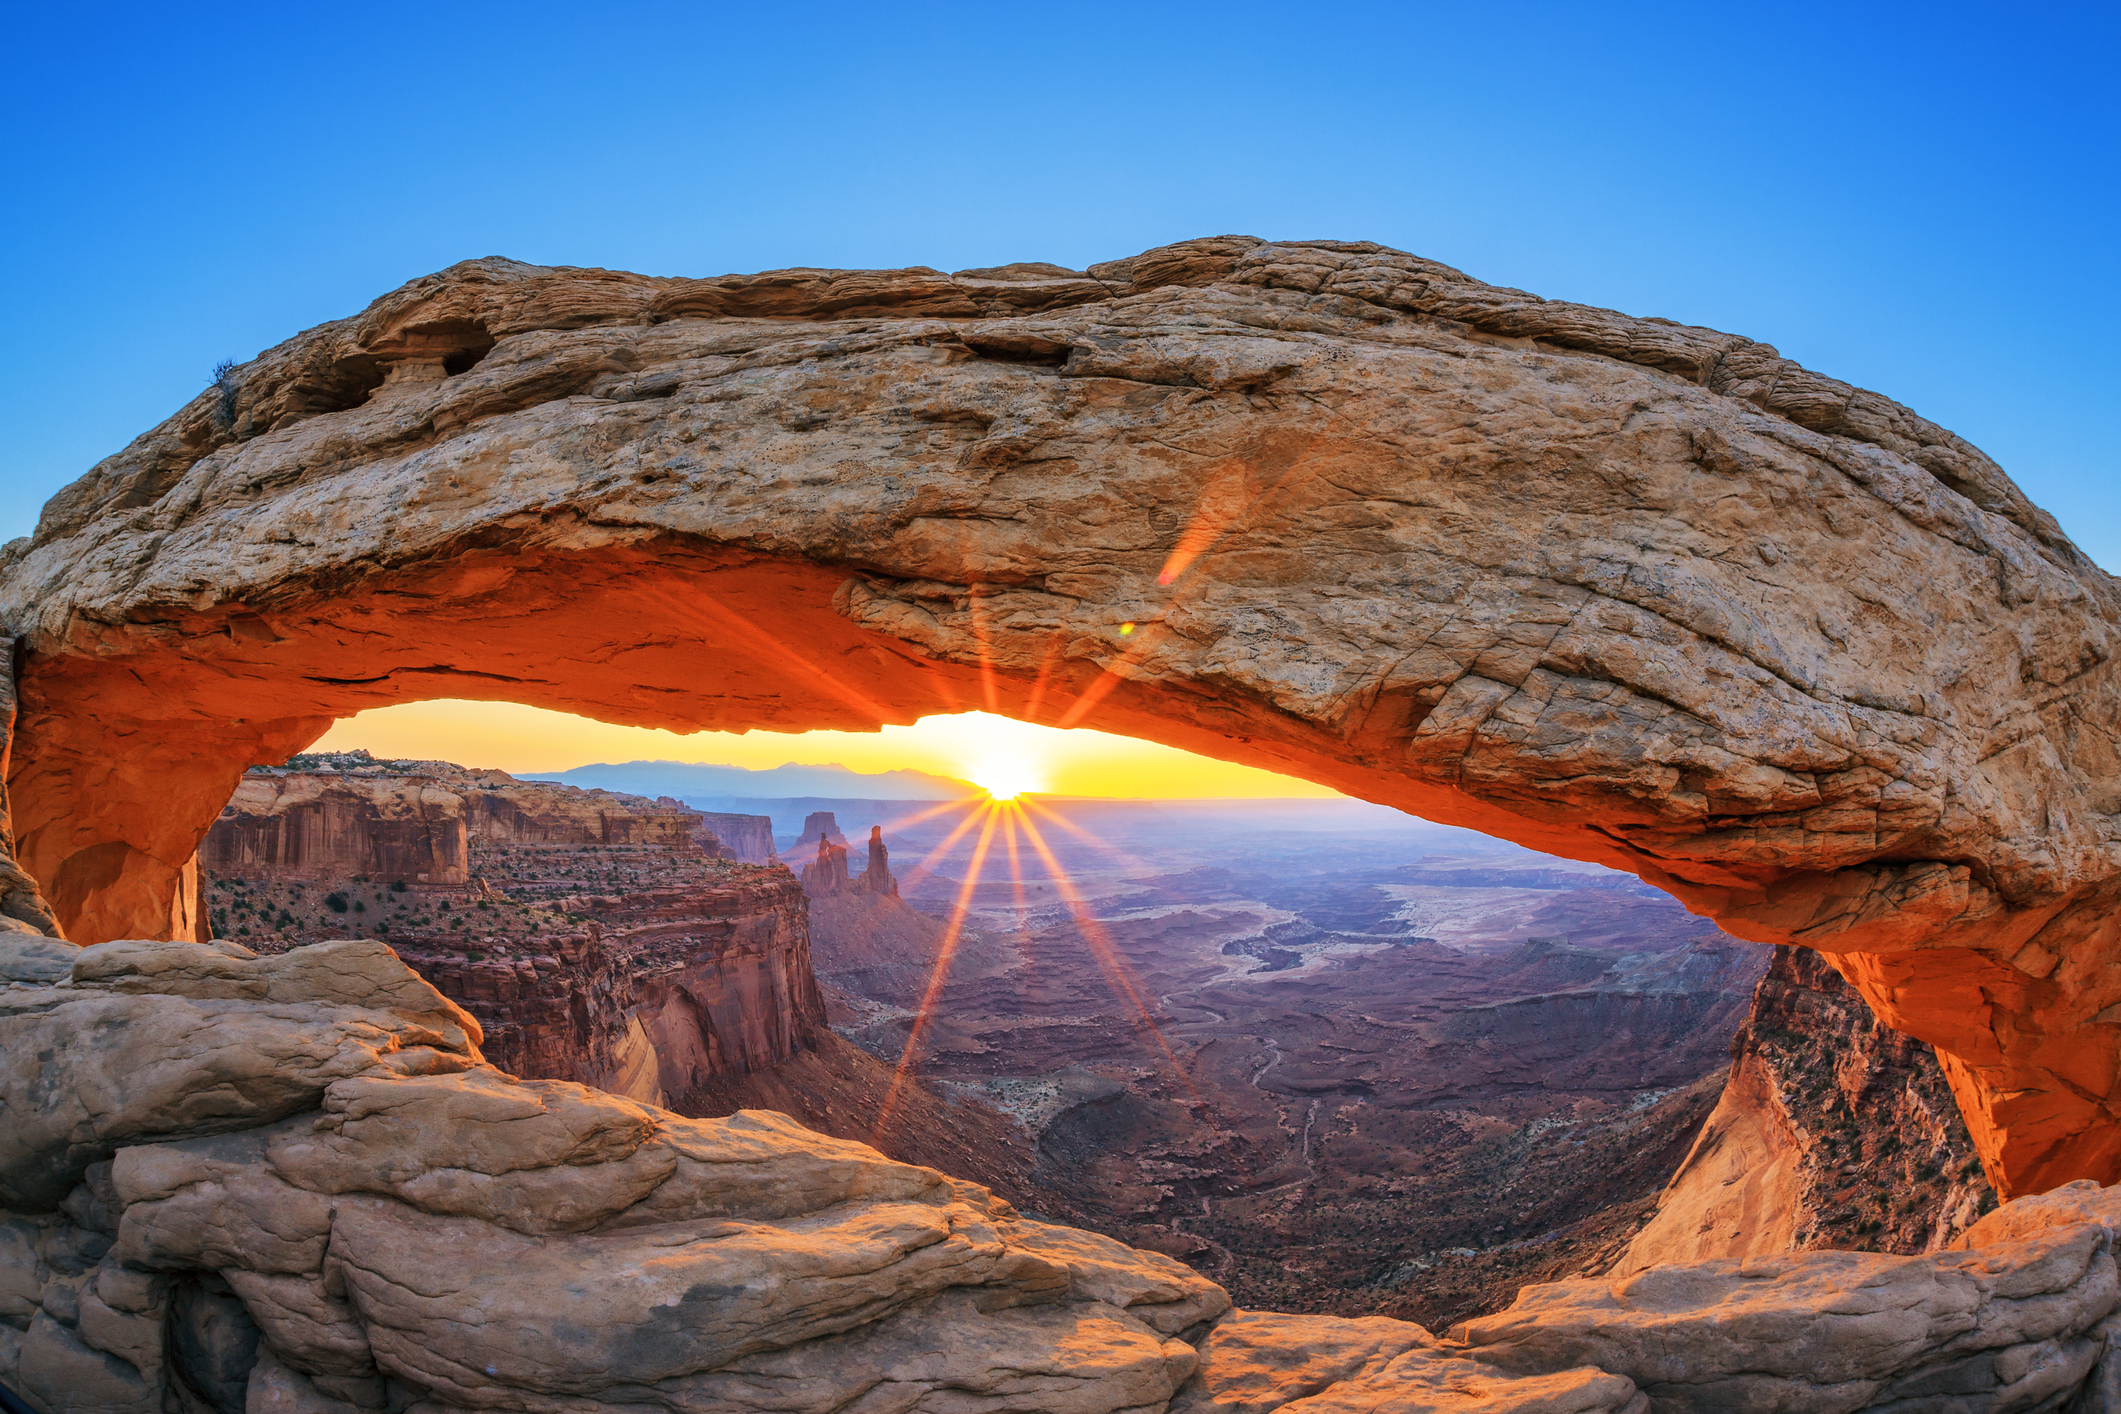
xmin=8 ymin=935 xmax=2121 ymax=1414
xmin=2 ymin=236 xmax=2117 ymax=1196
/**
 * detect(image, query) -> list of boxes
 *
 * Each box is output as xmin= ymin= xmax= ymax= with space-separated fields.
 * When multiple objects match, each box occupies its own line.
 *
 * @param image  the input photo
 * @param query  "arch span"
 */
xmin=1 ymin=237 xmax=2116 ymax=1199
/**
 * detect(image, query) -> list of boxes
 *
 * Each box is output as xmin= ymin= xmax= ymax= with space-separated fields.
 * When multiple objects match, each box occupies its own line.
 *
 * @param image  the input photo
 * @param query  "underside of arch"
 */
xmin=2 ymin=236 xmax=2116 ymax=1200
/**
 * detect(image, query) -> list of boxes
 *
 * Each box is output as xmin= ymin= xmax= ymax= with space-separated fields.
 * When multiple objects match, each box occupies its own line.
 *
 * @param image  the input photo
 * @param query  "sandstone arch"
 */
xmin=1 ymin=237 xmax=2115 ymax=1200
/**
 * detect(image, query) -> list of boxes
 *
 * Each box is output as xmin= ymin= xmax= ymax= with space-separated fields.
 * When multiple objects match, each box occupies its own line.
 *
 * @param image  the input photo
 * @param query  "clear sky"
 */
xmin=8 ymin=2 xmax=2114 ymax=795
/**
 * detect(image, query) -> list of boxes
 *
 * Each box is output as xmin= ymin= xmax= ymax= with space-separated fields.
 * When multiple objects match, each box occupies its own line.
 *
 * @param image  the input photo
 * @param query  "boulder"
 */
xmin=1455 ymin=1220 xmax=2120 ymax=1411
xmin=0 ymin=932 xmax=1229 ymax=1413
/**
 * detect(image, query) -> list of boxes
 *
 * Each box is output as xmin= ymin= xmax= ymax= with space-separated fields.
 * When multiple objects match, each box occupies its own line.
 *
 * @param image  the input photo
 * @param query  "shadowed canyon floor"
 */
xmin=791 ymin=797 xmax=1998 ymax=1328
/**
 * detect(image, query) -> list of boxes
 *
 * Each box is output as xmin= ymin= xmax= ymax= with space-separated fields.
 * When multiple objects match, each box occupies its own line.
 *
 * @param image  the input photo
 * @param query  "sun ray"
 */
xmin=1156 ymin=458 xmax=1251 ymax=586
xmin=1052 ymin=627 xmax=1161 ymax=731
xmin=643 ymin=586 xmax=900 ymax=726
xmin=1020 ymin=639 xmax=1067 ymax=727
xmin=872 ymin=804 xmax=1002 ymax=1141
xmin=1022 ymin=798 xmax=1153 ymax=877
xmin=893 ymin=802 xmax=993 ymax=892
xmin=1002 ymin=806 xmax=1031 ymax=934
xmin=1013 ymin=809 xmax=1198 ymax=1101
xmin=876 ymin=797 xmax=986 ymax=837
xmin=968 ymin=586 xmax=1001 ymax=717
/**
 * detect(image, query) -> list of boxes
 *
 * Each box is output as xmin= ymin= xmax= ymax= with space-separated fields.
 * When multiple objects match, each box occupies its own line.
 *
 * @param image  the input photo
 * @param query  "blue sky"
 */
xmin=5 ymin=2 xmax=2114 ymax=567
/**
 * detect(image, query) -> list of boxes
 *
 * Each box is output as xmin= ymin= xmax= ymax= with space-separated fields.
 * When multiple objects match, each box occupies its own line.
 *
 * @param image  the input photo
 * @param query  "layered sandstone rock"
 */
xmin=2 ymin=238 xmax=2117 ymax=1194
xmin=202 ymin=758 xmax=826 ymax=1113
xmin=698 ymin=810 xmax=778 ymax=865
xmin=203 ymin=772 xmax=470 ymax=887
xmin=1617 ymin=947 xmax=1997 ymax=1272
xmin=13 ymin=931 xmax=2121 ymax=1414
xmin=1458 ymin=1209 xmax=2121 ymax=1413
xmin=0 ymin=935 xmax=1231 ymax=1413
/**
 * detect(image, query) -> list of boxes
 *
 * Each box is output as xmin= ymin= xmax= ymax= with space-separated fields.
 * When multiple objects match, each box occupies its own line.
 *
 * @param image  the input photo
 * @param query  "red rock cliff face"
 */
xmin=390 ymin=872 xmax=826 ymax=1109
xmin=201 ymin=772 xmax=470 ymax=885
xmin=201 ymin=755 xmax=827 ymax=1108
xmin=1618 ymin=946 xmax=1997 ymax=1271
xmin=697 ymin=812 xmax=777 ymax=865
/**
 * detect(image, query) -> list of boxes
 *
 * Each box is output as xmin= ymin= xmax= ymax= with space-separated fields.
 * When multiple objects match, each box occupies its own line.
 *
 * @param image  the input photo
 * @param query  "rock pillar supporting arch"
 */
xmin=2 ymin=237 xmax=2116 ymax=1198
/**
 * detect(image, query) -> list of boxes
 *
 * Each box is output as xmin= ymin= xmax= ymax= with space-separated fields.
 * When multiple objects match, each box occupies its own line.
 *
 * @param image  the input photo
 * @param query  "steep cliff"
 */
xmin=1617 ymin=945 xmax=1997 ymax=1271
xmin=203 ymin=758 xmax=825 ymax=1102
xmin=202 ymin=771 xmax=470 ymax=886
xmin=696 ymin=811 xmax=777 ymax=865
xmin=383 ymin=871 xmax=826 ymax=1107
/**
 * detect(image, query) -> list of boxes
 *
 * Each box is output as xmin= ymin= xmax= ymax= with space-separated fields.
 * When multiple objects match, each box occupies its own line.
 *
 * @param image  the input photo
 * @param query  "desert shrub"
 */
xmin=210 ymin=360 xmax=240 ymax=427
xmin=324 ymin=893 xmax=350 ymax=914
xmin=389 ymin=880 xmax=407 ymax=892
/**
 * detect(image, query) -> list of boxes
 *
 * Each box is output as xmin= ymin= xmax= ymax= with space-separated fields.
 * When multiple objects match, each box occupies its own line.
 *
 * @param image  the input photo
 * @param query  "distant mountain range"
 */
xmin=531 ymin=760 xmax=977 ymax=802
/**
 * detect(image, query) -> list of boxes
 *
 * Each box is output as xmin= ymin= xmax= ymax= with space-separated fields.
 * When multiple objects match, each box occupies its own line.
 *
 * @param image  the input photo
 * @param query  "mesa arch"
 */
xmin=0 ymin=236 xmax=2114 ymax=1202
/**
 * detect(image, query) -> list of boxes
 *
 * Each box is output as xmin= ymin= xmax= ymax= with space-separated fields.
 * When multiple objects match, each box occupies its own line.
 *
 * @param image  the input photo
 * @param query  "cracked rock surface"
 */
xmin=12 ymin=932 xmax=2121 ymax=1412
xmin=1 ymin=237 xmax=2116 ymax=1196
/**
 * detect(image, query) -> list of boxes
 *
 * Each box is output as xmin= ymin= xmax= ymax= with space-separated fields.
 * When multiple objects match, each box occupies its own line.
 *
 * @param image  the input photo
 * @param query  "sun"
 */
xmin=969 ymin=759 xmax=1042 ymax=802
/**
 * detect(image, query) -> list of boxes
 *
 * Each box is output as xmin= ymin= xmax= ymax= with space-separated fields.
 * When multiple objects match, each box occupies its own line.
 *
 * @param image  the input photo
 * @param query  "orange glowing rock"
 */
xmin=1 ymin=236 xmax=2116 ymax=1202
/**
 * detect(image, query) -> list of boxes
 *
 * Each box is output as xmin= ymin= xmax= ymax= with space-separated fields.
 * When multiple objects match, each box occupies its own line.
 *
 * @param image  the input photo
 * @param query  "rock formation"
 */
xmin=798 ymin=818 xmax=899 ymax=901
xmin=386 ymin=869 xmax=826 ymax=1112
xmin=1 ymin=238 xmax=2115 ymax=1196
xmin=203 ymin=758 xmax=827 ymax=1112
xmin=1618 ymin=946 xmax=1998 ymax=1273
xmin=696 ymin=811 xmax=778 ymax=864
xmin=801 ymin=831 xmax=853 ymax=896
xmin=202 ymin=772 xmax=470 ymax=888
xmin=794 ymin=810 xmax=851 ymax=855
xmin=10 ymin=930 xmax=2121 ymax=1414
xmin=862 ymin=824 xmax=898 ymax=896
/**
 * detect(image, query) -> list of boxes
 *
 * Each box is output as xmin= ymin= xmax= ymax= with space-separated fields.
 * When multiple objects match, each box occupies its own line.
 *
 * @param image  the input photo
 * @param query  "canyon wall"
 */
xmin=3 ymin=237 xmax=2117 ymax=1196
xmin=1619 ymin=945 xmax=1998 ymax=1271
xmin=202 ymin=759 xmax=826 ymax=1108
xmin=696 ymin=811 xmax=777 ymax=864
xmin=387 ymin=872 xmax=825 ymax=1110
xmin=202 ymin=772 xmax=470 ymax=885
xmin=10 ymin=932 xmax=2121 ymax=1414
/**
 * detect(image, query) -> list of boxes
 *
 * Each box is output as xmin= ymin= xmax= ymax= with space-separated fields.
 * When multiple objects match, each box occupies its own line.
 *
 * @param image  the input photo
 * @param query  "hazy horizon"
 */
xmin=309 ymin=701 xmax=1348 ymax=800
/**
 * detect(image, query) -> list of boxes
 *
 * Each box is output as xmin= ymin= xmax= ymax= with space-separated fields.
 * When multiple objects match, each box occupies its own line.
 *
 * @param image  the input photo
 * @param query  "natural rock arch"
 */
xmin=1 ymin=237 xmax=2115 ymax=1200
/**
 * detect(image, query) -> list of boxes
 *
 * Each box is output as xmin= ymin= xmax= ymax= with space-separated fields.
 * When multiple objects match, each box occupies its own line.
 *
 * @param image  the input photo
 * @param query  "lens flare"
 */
xmin=969 ymin=760 xmax=1041 ymax=801
xmin=869 ymin=789 xmax=1198 ymax=1145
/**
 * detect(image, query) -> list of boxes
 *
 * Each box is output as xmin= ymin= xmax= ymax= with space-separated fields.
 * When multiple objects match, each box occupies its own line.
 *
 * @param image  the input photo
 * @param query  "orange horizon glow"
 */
xmin=308 ymin=702 xmax=1344 ymax=800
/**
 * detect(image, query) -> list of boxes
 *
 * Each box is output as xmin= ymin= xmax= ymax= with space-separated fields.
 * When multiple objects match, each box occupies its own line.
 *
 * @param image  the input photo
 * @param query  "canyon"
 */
xmin=789 ymin=796 xmax=2002 ymax=1329
xmin=191 ymin=758 xmax=2013 ymax=1335
xmin=0 ymin=235 xmax=2117 ymax=1411
xmin=1 ymin=930 xmax=2116 ymax=1414
xmin=195 ymin=755 xmax=1050 ymax=1210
